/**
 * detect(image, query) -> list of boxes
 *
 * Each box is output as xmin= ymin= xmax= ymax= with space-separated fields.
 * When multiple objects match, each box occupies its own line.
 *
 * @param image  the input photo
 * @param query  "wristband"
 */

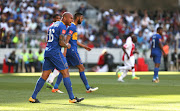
xmin=66 ymin=43 xmax=69 ymax=48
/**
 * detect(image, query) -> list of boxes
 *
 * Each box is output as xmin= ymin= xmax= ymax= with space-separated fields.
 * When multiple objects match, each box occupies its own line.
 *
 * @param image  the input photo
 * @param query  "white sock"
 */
xmin=46 ymin=73 xmax=53 ymax=83
xmin=119 ymin=70 xmax=128 ymax=80
xmin=132 ymin=68 xmax=135 ymax=77
xmin=46 ymin=69 xmax=59 ymax=83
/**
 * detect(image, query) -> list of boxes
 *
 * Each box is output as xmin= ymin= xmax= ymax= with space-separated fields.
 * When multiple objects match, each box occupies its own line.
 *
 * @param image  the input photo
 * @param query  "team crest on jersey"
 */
xmin=69 ymin=30 xmax=73 ymax=35
xmin=62 ymin=30 xmax=66 ymax=34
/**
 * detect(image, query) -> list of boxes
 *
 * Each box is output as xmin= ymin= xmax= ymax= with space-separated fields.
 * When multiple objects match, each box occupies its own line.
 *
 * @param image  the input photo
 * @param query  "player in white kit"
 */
xmin=116 ymin=35 xmax=140 ymax=82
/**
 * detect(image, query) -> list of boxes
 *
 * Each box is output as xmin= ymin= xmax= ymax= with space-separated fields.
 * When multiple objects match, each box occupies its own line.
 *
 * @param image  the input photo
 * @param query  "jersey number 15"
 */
xmin=48 ymin=29 xmax=55 ymax=42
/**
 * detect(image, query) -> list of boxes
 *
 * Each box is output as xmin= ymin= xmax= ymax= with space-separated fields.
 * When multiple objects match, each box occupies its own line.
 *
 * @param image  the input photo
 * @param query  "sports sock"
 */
xmin=54 ymin=73 xmax=63 ymax=89
xmin=63 ymin=77 xmax=74 ymax=100
xmin=119 ymin=70 xmax=128 ymax=80
xmin=153 ymin=68 xmax=159 ymax=80
xmin=80 ymin=72 xmax=90 ymax=90
xmin=32 ymin=77 xmax=45 ymax=99
xmin=132 ymin=68 xmax=135 ymax=77
xmin=46 ymin=73 xmax=53 ymax=83
xmin=46 ymin=69 xmax=59 ymax=83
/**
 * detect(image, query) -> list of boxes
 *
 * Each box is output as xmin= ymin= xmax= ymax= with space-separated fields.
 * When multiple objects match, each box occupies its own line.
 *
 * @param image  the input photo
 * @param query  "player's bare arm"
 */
xmin=122 ymin=47 xmax=130 ymax=59
xmin=150 ymin=44 xmax=153 ymax=58
xmin=77 ymin=41 xmax=91 ymax=51
xmin=63 ymin=34 xmax=72 ymax=56
xmin=59 ymin=34 xmax=71 ymax=49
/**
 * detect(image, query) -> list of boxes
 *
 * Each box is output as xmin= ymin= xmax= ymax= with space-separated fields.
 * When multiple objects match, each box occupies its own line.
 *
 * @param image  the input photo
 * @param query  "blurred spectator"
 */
xmin=12 ymin=34 xmax=19 ymax=48
xmin=76 ymin=4 xmax=87 ymax=16
xmin=28 ymin=49 xmax=34 ymax=73
xmin=20 ymin=49 xmax=29 ymax=72
xmin=163 ymin=42 xmax=169 ymax=71
xmin=35 ymin=48 xmax=44 ymax=72
xmin=42 ymin=22 xmax=49 ymax=32
xmin=5 ymin=50 xmax=18 ymax=73
xmin=137 ymin=31 xmax=144 ymax=48
xmin=104 ymin=51 xmax=114 ymax=72
xmin=170 ymin=49 xmax=180 ymax=70
xmin=91 ymin=49 xmax=108 ymax=72
xmin=125 ymin=12 xmax=134 ymax=25
xmin=29 ymin=19 xmax=37 ymax=33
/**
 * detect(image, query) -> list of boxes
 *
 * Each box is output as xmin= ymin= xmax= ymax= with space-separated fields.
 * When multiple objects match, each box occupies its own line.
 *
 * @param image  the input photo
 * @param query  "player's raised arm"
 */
xmin=59 ymin=34 xmax=71 ymax=49
xmin=77 ymin=41 xmax=91 ymax=51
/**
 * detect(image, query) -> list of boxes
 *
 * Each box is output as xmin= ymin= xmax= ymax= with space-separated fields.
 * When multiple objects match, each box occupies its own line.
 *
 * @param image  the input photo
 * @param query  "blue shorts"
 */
xmin=43 ymin=52 xmax=68 ymax=71
xmin=151 ymin=51 xmax=162 ymax=64
xmin=152 ymin=55 xmax=161 ymax=64
xmin=66 ymin=50 xmax=82 ymax=67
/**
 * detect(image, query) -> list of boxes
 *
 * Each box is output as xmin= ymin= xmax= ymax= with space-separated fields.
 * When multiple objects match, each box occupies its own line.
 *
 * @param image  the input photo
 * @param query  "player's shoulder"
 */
xmin=126 ymin=36 xmax=132 ymax=42
xmin=67 ymin=23 xmax=76 ymax=30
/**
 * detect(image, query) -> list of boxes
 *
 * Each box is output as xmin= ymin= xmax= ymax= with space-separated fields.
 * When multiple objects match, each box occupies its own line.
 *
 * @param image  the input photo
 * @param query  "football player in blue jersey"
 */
xmin=150 ymin=27 xmax=166 ymax=83
xmin=52 ymin=13 xmax=98 ymax=94
xmin=29 ymin=12 xmax=84 ymax=103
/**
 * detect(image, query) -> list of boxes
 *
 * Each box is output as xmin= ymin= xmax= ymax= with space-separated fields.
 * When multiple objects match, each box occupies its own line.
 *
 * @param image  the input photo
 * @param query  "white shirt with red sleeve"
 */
xmin=122 ymin=37 xmax=135 ymax=61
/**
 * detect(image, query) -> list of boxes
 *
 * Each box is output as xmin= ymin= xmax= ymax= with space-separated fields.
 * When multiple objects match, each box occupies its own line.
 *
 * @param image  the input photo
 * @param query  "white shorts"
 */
xmin=124 ymin=56 xmax=135 ymax=67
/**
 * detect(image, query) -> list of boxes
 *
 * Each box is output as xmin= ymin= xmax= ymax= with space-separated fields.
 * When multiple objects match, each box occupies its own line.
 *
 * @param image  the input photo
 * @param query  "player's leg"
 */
xmin=52 ymin=72 xmax=64 ymax=93
xmin=76 ymin=64 xmax=98 ymax=93
xmin=46 ymin=69 xmax=59 ymax=89
xmin=29 ymin=70 xmax=52 ymax=103
xmin=59 ymin=69 xmax=84 ymax=103
xmin=53 ymin=52 xmax=84 ymax=103
xmin=117 ymin=58 xmax=131 ymax=80
xmin=29 ymin=57 xmax=54 ymax=103
xmin=152 ymin=55 xmax=161 ymax=83
xmin=118 ymin=70 xmax=128 ymax=82
xmin=130 ymin=56 xmax=140 ymax=80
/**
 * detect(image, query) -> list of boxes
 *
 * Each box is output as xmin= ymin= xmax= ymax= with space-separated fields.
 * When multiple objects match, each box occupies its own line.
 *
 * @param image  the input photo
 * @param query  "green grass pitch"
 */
xmin=0 ymin=72 xmax=180 ymax=111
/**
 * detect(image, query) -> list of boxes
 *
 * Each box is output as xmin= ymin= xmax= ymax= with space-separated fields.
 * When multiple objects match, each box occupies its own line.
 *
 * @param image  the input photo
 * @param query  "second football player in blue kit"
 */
xmin=150 ymin=27 xmax=166 ymax=83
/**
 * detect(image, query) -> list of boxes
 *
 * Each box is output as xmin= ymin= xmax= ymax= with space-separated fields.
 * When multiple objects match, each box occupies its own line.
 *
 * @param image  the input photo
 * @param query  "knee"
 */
xmin=60 ymin=69 xmax=69 ymax=78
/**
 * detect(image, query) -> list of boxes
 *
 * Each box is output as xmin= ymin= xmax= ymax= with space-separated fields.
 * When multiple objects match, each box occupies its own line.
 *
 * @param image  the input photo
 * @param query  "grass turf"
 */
xmin=0 ymin=72 xmax=180 ymax=111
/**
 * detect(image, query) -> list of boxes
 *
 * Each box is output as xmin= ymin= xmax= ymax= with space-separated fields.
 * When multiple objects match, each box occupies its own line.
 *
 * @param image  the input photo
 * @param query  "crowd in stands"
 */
xmin=4 ymin=48 xmax=44 ymax=73
xmin=0 ymin=0 xmax=180 ymax=51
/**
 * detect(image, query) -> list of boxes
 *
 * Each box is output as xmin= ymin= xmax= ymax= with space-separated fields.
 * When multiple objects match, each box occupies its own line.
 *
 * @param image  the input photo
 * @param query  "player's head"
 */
xmin=53 ymin=14 xmax=61 ymax=22
xmin=132 ymin=35 xmax=137 ymax=43
xmin=74 ymin=13 xmax=83 ymax=24
xmin=157 ymin=27 xmax=163 ymax=35
xmin=29 ymin=49 xmax=32 ymax=53
xmin=61 ymin=12 xmax=73 ymax=26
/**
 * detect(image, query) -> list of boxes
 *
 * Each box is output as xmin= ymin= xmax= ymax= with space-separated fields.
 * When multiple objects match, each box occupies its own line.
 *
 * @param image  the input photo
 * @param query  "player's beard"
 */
xmin=77 ymin=19 xmax=81 ymax=24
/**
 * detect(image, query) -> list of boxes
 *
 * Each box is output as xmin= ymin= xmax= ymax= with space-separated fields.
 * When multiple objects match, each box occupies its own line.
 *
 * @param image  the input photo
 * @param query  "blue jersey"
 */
xmin=44 ymin=21 xmax=66 ymax=57
xmin=65 ymin=23 xmax=82 ymax=66
xmin=151 ymin=34 xmax=162 ymax=56
xmin=66 ymin=22 xmax=78 ymax=51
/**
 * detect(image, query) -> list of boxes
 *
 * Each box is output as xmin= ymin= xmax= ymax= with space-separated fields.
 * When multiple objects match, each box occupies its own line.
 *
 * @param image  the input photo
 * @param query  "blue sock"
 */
xmin=32 ymin=77 xmax=45 ymax=99
xmin=54 ymin=73 xmax=63 ymax=89
xmin=80 ymin=72 xmax=90 ymax=90
xmin=153 ymin=68 xmax=159 ymax=80
xmin=63 ymin=77 xmax=74 ymax=100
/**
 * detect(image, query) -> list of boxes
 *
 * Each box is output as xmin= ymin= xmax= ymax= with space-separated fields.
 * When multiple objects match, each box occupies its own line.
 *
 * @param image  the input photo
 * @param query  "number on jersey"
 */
xmin=48 ymin=29 xmax=55 ymax=42
xmin=152 ymin=39 xmax=155 ymax=48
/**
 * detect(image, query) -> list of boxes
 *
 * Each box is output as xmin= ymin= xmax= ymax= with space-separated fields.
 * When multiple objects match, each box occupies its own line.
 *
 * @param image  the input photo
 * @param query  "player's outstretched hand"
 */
xmin=85 ymin=46 xmax=91 ymax=51
xmin=67 ymin=43 xmax=71 ymax=49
